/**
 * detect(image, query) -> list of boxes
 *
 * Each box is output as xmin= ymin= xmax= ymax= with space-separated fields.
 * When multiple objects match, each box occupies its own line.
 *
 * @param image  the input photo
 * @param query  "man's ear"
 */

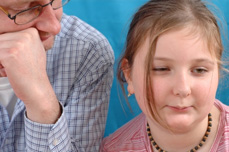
xmin=121 ymin=58 xmax=134 ymax=94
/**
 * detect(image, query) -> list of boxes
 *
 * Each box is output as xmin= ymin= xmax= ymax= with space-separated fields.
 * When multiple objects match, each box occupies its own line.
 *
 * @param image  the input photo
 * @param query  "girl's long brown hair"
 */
xmin=117 ymin=0 xmax=223 ymax=124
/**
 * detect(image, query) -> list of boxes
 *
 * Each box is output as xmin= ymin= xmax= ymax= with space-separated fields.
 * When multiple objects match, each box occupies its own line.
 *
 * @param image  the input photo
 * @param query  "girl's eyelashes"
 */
xmin=153 ymin=68 xmax=169 ymax=71
xmin=152 ymin=66 xmax=209 ymax=75
xmin=152 ymin=67 xmax=170 ymax=71
xmin=192 ymin=67 xmax=208 ymax=74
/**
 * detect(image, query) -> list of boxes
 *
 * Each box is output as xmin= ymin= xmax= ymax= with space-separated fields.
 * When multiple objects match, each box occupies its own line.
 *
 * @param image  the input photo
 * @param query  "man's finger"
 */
xmin=0 ymin=68 xmax=7 ymax=77
xmin=0 ymin=64 xmax=3 ymax=70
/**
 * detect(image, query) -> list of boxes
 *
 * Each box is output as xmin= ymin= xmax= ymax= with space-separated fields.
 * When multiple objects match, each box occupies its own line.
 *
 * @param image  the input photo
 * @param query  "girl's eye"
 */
xmin=192 ymin=68 xmax=208 ymax=74
xmin=152 ymin=67 xmax=170 ymax=71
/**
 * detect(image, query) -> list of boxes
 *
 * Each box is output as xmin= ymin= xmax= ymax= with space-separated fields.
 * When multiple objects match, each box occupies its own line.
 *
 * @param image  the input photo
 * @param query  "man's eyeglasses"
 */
xmin=0 ymin=0 xmax=70 ymax=25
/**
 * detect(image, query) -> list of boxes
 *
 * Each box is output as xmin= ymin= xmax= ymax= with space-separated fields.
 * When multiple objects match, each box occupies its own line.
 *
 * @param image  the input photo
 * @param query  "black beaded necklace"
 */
xmin=146 ymin=113 xmax=212 ymax=152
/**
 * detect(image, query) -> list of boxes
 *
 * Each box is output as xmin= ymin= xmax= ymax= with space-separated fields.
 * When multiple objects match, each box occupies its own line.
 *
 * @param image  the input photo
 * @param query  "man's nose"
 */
xmin=33 ymin=4 xmax=61 ymax=36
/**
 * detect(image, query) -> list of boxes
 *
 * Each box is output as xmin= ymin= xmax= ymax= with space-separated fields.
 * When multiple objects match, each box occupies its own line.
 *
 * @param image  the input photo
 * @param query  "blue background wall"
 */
xmin=63 ymin=0 xmax=229 ymax=137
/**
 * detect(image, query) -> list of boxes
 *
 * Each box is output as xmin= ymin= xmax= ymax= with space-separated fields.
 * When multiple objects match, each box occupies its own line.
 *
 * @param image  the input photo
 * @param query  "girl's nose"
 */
xmin=172 ymin=72 xmax=191 ymax=98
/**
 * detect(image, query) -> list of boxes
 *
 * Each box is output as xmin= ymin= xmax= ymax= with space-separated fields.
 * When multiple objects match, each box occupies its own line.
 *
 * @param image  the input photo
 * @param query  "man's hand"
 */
xmin=0 ymin=28 xmax=61 ymax=124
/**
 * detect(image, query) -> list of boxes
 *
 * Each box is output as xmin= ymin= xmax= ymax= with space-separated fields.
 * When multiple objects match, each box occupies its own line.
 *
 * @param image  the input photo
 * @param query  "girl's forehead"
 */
xmin=147 ymin=28 xmax=215 ymax=59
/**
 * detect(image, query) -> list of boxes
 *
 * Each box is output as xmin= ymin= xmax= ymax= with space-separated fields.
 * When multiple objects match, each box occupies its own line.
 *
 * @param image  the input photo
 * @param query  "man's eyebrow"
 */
xmin=15 ymin=0 xmax=37 ymax=4
xmin=0 ymin=0 xmax=35 ymax=7
xmin=7 ymin=0 xmax=40 ymax=10
xmin=14 ymin=0 xmax=36 ymax=5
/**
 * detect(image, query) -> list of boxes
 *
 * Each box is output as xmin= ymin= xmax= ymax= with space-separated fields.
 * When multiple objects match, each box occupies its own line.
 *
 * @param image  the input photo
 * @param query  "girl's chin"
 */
xmin=166 ymin=123 xmax=193 ymax=133
xmin=162 ymin=116 xmax=194 ymax=133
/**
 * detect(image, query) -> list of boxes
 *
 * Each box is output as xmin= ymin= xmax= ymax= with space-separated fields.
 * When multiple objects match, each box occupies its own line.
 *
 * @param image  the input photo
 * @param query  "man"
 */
xmin=0 ymin=0 xmax=114 ymax=151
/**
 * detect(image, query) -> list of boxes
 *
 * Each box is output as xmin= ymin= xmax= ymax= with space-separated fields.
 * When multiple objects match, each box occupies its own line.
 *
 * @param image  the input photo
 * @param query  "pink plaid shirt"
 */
xmin=101 ymin=100 xmax=229 ymax=152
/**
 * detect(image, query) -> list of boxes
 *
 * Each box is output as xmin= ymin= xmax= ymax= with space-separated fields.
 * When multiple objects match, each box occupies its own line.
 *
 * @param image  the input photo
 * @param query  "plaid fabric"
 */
xmin=0 ymin=14 xmax=114 ymax=152
xmin=101 ymin=100 xmax=229 ymax=152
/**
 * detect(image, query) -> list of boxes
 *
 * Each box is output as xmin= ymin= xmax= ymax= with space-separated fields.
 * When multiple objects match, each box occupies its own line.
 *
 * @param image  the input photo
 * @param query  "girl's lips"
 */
xmin=167 ymin=106 xmax=192 ymax=112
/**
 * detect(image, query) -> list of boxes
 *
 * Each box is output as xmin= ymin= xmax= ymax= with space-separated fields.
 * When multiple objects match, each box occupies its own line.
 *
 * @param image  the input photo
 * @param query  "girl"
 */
xmin=101 ymin=0 xmax=228 ymax=151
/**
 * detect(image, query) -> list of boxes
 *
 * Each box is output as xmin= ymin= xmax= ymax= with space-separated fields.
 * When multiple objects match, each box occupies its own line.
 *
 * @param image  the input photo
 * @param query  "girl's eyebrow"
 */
xmin=153 ymin=57 xmax=215 ymax=65
xmin=153 ymin=57 xmax=174 ymax=61
xmin=192 ymin=59 xmax=215 ymax=65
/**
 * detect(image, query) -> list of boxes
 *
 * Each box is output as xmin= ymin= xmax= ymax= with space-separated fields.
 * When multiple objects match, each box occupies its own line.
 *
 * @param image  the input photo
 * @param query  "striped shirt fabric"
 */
xmin=0 ymin=14 xmax=114 ymax=152
xmin=101 ymin=100 xmax=229 ymax=152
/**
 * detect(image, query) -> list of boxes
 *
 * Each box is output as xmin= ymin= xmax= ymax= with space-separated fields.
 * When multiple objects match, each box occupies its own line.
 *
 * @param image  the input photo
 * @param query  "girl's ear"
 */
xmin=121 ymin=58 xmax=135 ymax=94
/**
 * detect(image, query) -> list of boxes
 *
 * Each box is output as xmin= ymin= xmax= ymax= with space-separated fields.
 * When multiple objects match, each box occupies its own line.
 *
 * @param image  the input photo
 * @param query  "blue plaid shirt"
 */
xmin=0 ymin=14 xmax=114 ymax=152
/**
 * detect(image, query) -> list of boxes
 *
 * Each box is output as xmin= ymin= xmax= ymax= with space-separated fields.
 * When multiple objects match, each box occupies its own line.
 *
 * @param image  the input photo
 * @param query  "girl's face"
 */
xmin=125 ymin=27 xmax=219 ymax=132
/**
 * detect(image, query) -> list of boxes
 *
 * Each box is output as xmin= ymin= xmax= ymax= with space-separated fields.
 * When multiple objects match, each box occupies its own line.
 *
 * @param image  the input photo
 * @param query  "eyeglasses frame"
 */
xmin=0 ymin=0 xmax=70 ymax=25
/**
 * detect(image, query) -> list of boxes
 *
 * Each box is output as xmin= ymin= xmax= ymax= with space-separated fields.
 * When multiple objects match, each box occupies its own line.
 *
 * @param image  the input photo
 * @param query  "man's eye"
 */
xmin=10 ymin=2 xmax=37 ymax=12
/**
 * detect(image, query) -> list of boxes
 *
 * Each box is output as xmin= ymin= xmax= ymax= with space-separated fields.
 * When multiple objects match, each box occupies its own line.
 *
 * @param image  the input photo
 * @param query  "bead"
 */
xmin=146 ymin=113 xmax=212 ymax=152
xmin=194 ymin=146 xmax=198 ymax=150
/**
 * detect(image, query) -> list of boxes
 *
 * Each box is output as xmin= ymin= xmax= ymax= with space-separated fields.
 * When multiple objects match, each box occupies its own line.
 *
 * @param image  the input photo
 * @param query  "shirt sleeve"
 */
xmin=24 ymin=104 xmax=73 ymax=152
xmin=66 ymin=38 xmax=114 ymax=151
xmin=24 ymin=36 xmax=114 ymax=152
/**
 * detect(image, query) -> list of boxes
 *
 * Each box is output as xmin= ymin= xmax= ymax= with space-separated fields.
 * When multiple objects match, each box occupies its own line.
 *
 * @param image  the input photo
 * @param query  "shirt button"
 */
xmin=52 ymin=139 xmax=59 ymax=146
